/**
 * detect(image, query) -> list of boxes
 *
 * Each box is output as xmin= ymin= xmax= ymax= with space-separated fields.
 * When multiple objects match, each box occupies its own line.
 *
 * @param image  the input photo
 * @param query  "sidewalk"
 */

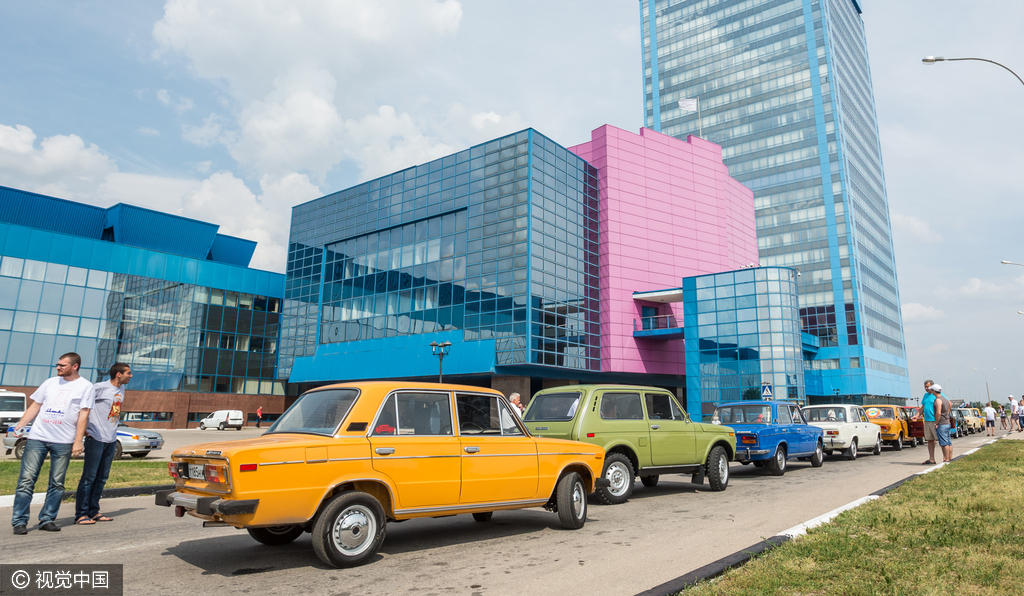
xmin=0 ymin=484 xmax=172 ymax=508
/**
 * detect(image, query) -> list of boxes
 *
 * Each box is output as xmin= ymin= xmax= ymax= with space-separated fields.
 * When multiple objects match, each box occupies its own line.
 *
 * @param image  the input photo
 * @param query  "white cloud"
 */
xmin=891 ymin=213 xmax=941 ymax=243
xmin=156 ymin=88 xmax=195 ymax=114
xmin=901 ymin=303 xmax=945 ymax=323
xmin=0 ymin=123 xmax=116 ymax=198
xmin=182 ymin=113 xmax=232 ymax=147
xmin=151 ymin=1 xmax=534 ymax=183
xmin=195 ymin=160 xmax=212 ymax=173
xmin=0 ymin=121 xmax=317 ymax=273
xmin=958 ymin=277 xmax=1003 ymax=297
xmin=138 ymin=127 xmax=160 ymax=136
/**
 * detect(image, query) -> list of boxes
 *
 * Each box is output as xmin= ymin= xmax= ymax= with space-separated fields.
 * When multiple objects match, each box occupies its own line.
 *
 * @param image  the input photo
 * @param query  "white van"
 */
xmin=199 ymin=410 xmax=244 ymax=430
xmin=0 ymin=389 xmax=27 ymax=432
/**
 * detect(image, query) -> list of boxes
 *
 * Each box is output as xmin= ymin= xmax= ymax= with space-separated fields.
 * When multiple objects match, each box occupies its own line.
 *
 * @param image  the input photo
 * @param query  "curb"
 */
xmin=634 ymin=441 xmax=997 ymax=596
xmin=0 ymin=484 xmax=173 ymax=508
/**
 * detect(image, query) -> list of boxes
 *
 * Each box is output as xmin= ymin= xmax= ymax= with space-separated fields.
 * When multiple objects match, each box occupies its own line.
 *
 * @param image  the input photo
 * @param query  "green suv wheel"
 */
xmin=706 ymin=446 xmax=729 ymax=491
xmin=595 ymin=453 xmax=634 ymax=505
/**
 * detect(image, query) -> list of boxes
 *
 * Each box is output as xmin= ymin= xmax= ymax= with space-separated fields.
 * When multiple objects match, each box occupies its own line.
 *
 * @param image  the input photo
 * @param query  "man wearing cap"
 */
xmin=918 ymin=380 xmax=939 ymax=465
xmin=1012 ymin=396 xmax=1020 ymax=433
xmin=933 ymin=385 xmax=953 ymax=462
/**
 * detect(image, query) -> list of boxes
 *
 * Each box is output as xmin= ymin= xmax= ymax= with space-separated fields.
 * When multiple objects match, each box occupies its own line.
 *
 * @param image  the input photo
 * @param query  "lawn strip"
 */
xmin=0 ymin=460 xmax=170 ymax=496
xmin=679 ymin=440 xmax=1024 ymax=596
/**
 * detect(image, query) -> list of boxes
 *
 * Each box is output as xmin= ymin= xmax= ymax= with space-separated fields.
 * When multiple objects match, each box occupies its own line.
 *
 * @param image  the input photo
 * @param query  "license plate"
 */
xmin=188 ymin=464 xmax=205 ymax=479
xmin=150 ymin=442 xmax=160 ymax=448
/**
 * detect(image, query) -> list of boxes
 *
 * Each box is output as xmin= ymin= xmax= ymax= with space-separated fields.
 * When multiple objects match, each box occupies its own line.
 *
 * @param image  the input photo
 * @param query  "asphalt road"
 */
xmin=1 ymin=432 xmax=1006 ymax=596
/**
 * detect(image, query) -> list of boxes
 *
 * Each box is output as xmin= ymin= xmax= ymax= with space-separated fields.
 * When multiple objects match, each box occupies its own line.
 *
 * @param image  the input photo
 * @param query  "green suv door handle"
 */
xmin=650 ymin=425 xmax=660 ymax=430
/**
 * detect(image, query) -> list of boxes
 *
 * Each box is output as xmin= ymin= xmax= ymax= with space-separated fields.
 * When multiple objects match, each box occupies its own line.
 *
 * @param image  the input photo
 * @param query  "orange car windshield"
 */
xmin=865 ymin=407 xmax=895 ymax=419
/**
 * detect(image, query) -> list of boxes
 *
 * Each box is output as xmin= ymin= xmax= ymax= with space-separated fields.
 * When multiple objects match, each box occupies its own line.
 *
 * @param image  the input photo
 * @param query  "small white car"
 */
xmin=801 ymin=404 xmax=882 ymax=460
xmin=198 ymin=410 xmax=244 ymax=431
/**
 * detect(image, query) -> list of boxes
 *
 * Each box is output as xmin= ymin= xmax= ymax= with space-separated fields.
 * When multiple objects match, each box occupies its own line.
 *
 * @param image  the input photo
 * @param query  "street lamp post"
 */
xmin=973 ymin=367 xmax=994 ymax=404
xmin=430 ymin=341 xmax=452 ymax=383
xmin=922 ymin=56 xmax=1024 ymax=88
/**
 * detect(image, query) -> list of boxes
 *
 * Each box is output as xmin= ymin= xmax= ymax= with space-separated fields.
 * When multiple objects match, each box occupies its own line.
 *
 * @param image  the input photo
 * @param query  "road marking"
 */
xmin=777 ymin=495 xmax=879 ymax=538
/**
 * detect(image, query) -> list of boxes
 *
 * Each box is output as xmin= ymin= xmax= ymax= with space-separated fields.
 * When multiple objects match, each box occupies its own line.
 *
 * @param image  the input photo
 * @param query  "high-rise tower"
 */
xmin=640 ymin=0 xmax=911 ymax=402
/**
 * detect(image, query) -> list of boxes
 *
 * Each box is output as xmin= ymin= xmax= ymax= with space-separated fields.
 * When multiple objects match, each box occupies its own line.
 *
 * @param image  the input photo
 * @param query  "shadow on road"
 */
xmin=162 ymin=510 xmax=560 ymax=575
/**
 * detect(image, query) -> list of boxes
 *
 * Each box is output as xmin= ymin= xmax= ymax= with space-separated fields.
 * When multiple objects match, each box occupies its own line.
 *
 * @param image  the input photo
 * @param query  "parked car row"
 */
xmin=4 ymin=421 xmax=164 ymax=459
xmin=152 ymin=382 xmax=964 ymax=570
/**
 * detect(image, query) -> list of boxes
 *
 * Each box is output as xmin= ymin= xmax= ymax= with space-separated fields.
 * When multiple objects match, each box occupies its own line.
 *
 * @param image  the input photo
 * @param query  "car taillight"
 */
xmin=826 ymin=430 xmax=839 ymax=436
xmin=740 ymin=435 xmax=757 ymax=444
xmin=881 ymin=425 xmax=890 ymax=431
xmin=239 ymin=463 xmax=258 ymax=472
xmin=168 ymin=462 xmax=179 ymax=479
xmin=204 ymin=464 xmax=227 ymax=483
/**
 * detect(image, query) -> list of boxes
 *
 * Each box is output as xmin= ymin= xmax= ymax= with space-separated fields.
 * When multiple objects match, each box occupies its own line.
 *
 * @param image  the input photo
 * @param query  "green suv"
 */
xmin=523 ymin=385 xmax=736 ymax=504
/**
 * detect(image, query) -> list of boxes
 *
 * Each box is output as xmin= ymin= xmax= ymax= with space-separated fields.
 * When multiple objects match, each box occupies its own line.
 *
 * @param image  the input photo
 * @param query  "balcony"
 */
xmin=633 ymin=314 xmax=684 ymax=339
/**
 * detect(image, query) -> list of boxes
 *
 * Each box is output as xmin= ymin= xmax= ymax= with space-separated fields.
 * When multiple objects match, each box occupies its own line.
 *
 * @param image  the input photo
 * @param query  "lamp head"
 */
xmin=922 ymin=56 xmax=945 ymax=65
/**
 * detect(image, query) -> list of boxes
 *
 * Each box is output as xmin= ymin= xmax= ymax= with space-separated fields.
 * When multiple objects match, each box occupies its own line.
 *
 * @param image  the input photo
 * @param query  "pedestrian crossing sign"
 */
xmin=761 ymin=384 xmax=773 ymax=400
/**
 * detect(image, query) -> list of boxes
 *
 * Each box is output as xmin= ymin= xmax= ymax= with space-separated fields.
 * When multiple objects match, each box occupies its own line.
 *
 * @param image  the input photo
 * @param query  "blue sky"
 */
xmin=1 ymin=0 xmax=1023 ymax=399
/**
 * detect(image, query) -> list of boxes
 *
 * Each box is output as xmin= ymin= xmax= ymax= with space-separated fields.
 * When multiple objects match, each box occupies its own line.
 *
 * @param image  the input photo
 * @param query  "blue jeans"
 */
xmin=75 ymin=436 xmax=117 ymax=520
xmin=937 ymin=424 xmax=952 ymax=447
xmin=13 ymin=439 xmax=74 ymax=527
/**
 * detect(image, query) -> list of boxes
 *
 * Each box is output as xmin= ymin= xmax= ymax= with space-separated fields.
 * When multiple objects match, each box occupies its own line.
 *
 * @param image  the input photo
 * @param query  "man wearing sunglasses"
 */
xmin=10 ymin=353 xmax=94 ymax=535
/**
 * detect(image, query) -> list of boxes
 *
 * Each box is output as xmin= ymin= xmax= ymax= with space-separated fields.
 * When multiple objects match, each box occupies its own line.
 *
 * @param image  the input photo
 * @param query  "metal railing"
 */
xmin=634 ymin=314 xmax=680 ymax=331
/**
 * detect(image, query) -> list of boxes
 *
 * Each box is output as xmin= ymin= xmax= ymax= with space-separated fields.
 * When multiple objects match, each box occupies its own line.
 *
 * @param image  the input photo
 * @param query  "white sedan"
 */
xmin=801 ymin=404 xmax=882 ymax=460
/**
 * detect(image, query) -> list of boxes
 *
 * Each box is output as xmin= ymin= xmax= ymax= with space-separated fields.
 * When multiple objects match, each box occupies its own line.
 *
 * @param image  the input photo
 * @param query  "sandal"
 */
xmin=75 ymin=517 xmax=96 ymax=525
xmin=922 ymin=460 xmax=936 ymax=465
xmin=91 ymin=515 xmax=113 ymax=522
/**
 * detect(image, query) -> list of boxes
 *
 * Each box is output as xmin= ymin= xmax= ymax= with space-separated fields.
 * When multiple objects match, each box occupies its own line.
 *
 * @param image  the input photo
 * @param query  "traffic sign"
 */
xmin=761 ymin=384 xmax=773 ymax=400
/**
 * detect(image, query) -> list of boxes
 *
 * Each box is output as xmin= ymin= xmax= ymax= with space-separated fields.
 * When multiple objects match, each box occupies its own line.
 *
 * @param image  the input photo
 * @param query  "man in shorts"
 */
xmin=1012 ymin=396 xmax=1020 ymax=433
xmin=918 ymin=379 xmax=938 ymax=465
xmin=983 ymin=402 xmax=997 ymax=437
xmin=933 ymin=385 xmax=953 ymax=463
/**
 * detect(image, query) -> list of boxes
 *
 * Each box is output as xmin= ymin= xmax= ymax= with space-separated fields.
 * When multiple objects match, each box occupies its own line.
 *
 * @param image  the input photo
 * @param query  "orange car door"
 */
xmin=369 ymin=391 xmax=462 ymax=509
xmin=456 ymin=392 xmax=539 ymax=504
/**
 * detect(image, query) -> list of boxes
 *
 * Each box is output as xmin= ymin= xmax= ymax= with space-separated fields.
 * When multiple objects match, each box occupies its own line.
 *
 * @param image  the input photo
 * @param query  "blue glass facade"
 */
xmin=284 ymin=129 xmax=600 ymax=384
xmin=0 ymin=186 xmax=285 ymax=396
xmin=641 ymin=0 xmax=911 ymax=402
xmin=683 ymin=267 xmax=804 ymax=417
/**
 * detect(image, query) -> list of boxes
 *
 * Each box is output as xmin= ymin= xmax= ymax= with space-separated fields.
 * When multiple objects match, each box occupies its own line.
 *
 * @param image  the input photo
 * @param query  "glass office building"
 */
xmin=0 ymin=186 xmax=286 ymax=426
xmin=681 ymin=267 xmax=804 ymax=416
xmin=640 ymin=0 xmax=911 ymax=403
xmin=284 ymin=129 xmax=600 ymax=388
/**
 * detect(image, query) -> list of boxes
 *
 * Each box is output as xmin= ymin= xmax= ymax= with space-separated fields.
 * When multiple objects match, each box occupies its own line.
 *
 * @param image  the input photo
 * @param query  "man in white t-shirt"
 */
xmin=74 ymin=363 xmax=131 ymax=525
xmin=1012 ymin=397 xmax=1020 ymax=434
xmin=983 ymin=403 xmax=997 ymax=437
xmin=11 ymin=353 xmax=94 ymax=535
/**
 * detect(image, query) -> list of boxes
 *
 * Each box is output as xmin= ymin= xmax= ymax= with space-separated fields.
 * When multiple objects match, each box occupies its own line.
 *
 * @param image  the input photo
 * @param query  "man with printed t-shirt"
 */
xmin=11 ymin=353 xmax=94 ymax=535
xmin=74 ymin=363 xmax=132 ymax=525
xmin=918 ymin=379 xmax=938 ymax=465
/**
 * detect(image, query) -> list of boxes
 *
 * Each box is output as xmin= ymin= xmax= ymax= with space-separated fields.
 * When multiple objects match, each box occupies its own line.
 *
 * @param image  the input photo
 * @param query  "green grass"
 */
xmin=681 ymin=440 xmax=1024 ymax=596
xmin=1 ymin=460 xmax=171 ymax=496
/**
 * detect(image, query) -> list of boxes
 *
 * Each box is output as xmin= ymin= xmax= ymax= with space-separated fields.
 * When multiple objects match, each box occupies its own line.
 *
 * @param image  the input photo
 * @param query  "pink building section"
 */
xmin=569 ymin=125 xmax=758 ymax=375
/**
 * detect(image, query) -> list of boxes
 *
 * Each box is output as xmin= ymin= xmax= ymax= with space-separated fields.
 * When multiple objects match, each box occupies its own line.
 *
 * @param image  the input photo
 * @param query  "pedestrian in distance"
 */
xmin=983 ymin=402 xmax=997 ymax=437
xmin=918 ymin=379 xmax=939 ymax=465
xmin=1000 ymin=405 xmax=1008 ymax=430
xmin=74 ymin=363 xmax=131 ymax=525
xmin=1018 ymin=396 xmax=1024 ymax=432
xmin=1012 ymin=396 xmax=1020 ymax=433
xmin=932 ymin=384 xmax=953 ymax=463
xmin=11 ymin=353 xmax=95 ymax=535
xmin=256 ymin=405 xmax=262 ymax=429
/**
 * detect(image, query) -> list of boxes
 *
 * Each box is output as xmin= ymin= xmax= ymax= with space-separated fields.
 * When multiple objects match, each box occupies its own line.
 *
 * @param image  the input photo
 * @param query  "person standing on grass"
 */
xmin=932 ymin=384 xmax=953 ymax=463
xmin=983 ymin=402 xmax=997 ymax=437
xmin=74 ymin=363 xmax=131 ymax=525
xmin=919 ymin=379 xmax=939 ymax=465
xmin=11 ymin=353 xmax=94 ymax=535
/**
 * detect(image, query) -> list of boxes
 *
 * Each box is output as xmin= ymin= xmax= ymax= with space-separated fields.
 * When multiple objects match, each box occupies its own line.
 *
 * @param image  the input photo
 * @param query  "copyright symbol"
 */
xmin=11 ymin=569 xmax=30 ymax=589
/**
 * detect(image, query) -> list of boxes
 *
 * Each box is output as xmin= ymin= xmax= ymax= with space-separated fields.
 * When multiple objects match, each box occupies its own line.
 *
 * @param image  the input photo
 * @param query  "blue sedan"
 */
xmin=710 ymin=400 xmax=824 ymax=476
